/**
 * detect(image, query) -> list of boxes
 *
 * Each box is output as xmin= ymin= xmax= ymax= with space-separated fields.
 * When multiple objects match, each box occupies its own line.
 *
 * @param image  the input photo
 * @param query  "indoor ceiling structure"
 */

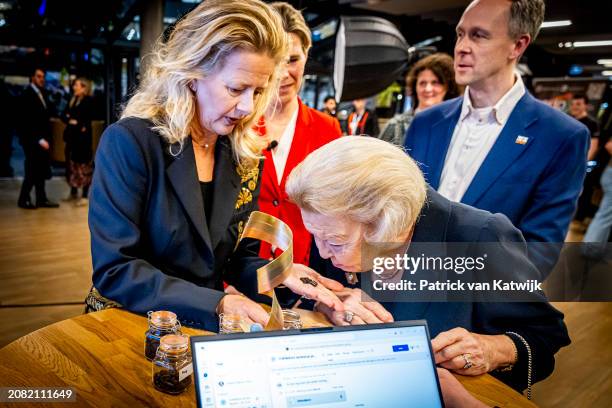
xmin=0 ymin=0 xmax=610 ymax=78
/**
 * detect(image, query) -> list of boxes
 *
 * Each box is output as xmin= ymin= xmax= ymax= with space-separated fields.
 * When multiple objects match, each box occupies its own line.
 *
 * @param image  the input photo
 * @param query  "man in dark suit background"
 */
xmin=17 ymin=67 xmax=58 ymax=209
xmin=404 ymin=0 xmax=589 ymax=276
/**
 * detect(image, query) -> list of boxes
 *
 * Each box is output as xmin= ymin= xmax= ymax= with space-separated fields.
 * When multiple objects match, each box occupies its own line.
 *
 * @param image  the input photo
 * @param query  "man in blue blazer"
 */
xmin=404 ymin=0 xmax=589 ymax=275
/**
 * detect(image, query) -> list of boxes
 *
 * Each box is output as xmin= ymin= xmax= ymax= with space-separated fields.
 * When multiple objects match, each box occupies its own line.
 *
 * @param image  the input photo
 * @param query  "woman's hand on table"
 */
xmin=432 ymin=327 xmax=517 ymax=375
xmin=282 ymin=264 xmax=346 ymax=312
xmin=316 ymin=287 xmax=394 ymax=326
xmin=216 ymin=294 xmax=269 ymax=326
xmin=436 ymin=368 xmax=488 ymax=408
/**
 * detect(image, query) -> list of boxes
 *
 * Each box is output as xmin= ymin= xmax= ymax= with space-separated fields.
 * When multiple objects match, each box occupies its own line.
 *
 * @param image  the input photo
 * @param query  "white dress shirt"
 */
xmin=348 ymin=111 xmax=362 ymax=135
xmin=438 ymin=75 xmax=526 ymax=202
xmin=272 ymin=107 xmax=298 ymax=185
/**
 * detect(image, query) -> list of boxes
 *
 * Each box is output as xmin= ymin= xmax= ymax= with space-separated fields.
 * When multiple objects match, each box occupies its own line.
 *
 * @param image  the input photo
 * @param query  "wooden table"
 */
xmin=0 ymin=309 xmax=536 ymax=407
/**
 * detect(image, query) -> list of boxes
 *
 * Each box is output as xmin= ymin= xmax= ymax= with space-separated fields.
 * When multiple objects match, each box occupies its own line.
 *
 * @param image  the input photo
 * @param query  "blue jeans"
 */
xmin=583 ymin=166 xmax=612 ymax=257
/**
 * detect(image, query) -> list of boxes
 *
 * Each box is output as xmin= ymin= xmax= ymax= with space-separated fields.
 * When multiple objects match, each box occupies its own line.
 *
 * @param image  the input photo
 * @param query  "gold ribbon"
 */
xmin=238 ymin=211 xmax=294 ymax=331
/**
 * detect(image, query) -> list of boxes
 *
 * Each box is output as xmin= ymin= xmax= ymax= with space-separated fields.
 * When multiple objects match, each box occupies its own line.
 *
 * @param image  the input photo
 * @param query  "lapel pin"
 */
xmin=515 ymin=135 xmax=529 ymax=145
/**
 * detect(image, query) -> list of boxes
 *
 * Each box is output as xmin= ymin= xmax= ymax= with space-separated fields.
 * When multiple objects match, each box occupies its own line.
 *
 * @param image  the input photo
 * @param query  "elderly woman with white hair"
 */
xmin=87 ymin=0 xmax=344 ymax=332
xmin=286 ymin=136 xmax=570 ymax=396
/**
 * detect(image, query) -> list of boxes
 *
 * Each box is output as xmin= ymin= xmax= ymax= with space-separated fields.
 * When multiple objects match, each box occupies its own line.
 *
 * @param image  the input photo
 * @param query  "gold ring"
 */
xmin=462 ymin=353 xmax=473 ymax=369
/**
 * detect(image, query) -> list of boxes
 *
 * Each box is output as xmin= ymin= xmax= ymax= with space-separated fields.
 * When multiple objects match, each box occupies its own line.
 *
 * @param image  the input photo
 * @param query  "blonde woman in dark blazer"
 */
xmin=88 ymin=0 xmax=343 ymax=331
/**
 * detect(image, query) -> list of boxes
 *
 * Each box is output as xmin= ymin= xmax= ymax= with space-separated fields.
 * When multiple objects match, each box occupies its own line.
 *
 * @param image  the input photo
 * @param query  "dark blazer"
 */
xmin=310 ymin=188 xmax=571 ymax=391
xmin=404 ymin=93 xmax=589 ymax=273
xmin=89 ymin=117 xmax=266 ymax=331
xmin=63 ymin=96 xmax=94 ymax=163
xmin=18 ymin=85 xmax=52 ymax=178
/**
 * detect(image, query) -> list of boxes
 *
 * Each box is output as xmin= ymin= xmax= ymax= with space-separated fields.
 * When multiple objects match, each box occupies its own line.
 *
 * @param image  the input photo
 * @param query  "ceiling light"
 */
xmin=597 ymin=59 xmax=612 ymax=65
xmin=541 ymin=20 xmax=572 ymax=28
xmin=573 ymin=40 xmax=612 ymax=48
xmin=602 ymin=70 xmax=612 ymax=76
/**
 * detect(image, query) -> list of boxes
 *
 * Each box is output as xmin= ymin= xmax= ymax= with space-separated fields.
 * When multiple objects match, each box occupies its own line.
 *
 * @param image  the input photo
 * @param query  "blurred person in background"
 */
xmin=569 ymin=94 xmax=600 ymax=161
xmin=257 ymin=2 xmax=342 ymax=266
xmin=62 ymin=77 xmax=94 ymax=206
xmin=17 ymin=67 xmax=59 ymax=209
xmin=570 ymin=94 xmax=601 ymax=227
xmin=347 ymin=98 xmax=379 ymax=135
xmin=379 ymin=53 xmax=461 ymax=145
xmin=583 ymin=135 xmax=612 ymax=259
xmin=321 ymin=95 xmax=337 ymax=117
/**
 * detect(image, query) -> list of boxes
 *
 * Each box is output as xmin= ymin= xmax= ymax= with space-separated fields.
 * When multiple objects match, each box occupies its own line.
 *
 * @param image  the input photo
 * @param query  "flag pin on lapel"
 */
xmin=515 ymin=135 xmax=529 ymax=145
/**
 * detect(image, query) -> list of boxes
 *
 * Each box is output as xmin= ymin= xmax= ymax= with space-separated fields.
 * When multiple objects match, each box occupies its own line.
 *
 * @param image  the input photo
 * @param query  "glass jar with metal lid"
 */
xmin=152 ymin=334 xmax=193 ymax=395
xmin=144 ymin=310 xmax=181 ymax=360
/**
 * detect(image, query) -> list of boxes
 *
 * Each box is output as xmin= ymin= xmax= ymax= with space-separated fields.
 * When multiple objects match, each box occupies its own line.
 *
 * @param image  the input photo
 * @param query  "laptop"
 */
xmin=190 ymin=320 xmax=445 ymax=408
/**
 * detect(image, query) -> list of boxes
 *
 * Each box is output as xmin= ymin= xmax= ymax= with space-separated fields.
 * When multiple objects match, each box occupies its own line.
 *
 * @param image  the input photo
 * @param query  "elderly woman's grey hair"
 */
xmin=286 ymin=136 xmax=427 ymax=244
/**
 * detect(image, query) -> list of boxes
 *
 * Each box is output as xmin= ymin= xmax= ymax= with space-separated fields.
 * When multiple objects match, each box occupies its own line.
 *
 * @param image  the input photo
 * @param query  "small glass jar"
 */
xmin=218 ymin=313 xmax=244 ymax=334
xmin=152 ymin=334 xmax=193 ymax=395
xmin=282 ymin=309 xmax=302 ymax=330
xmin=145 ymin=311 xmax=181 ymax=361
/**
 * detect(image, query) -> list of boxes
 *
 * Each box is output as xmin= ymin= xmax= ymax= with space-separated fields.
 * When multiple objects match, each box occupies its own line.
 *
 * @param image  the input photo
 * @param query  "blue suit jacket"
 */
xmin=404 ymin=92 xmax=589 ymax=246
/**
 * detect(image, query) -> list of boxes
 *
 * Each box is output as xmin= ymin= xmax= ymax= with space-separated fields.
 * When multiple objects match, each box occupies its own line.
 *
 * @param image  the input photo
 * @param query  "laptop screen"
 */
xmin=191 ymin=321 xmax=444 ymax=408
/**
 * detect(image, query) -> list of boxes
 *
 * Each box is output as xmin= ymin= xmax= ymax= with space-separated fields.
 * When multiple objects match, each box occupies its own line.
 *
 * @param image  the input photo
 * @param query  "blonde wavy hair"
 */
xmin=122 ymin=0 xmax=288 ymax=169
xmin=70 ymin=77 xmax=93 ymax=108
xmin=286 ymin=136 xmax=427 ymax=245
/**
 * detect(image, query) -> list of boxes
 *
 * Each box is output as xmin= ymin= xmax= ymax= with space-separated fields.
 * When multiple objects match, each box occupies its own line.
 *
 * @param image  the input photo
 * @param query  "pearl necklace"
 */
xmin=192 ymin=136 xmax=216 ymax=150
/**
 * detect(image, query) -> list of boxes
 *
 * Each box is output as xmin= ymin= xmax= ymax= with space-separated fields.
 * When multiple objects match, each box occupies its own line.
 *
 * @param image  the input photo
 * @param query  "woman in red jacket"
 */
xmin=258 ymin=2 xmax=342 ymax=265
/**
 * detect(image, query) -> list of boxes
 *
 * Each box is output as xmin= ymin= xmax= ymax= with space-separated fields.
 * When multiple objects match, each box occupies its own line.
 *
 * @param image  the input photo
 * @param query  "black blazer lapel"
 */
xmin=165 ymin=140 xmax=213 ymax=252
xmin=209 ymin=137 xmax=241 ymax=250
xmin=461 ymin=94 xmax=538 ymax=206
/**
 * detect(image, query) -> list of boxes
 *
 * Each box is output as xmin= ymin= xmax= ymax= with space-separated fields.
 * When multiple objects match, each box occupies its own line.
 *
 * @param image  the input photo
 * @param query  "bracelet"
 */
xmin=497 ymin=334 xmax=518 ymax=372
xmin=505 ymin=331 xmax=532 ymax=400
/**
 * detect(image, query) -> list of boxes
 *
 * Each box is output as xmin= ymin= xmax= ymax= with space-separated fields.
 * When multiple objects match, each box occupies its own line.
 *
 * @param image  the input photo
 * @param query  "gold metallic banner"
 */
xmin=238 ymin=211 xmax=294 ymax=331
xmin=240 ymin=211 xmax=294 ymax=293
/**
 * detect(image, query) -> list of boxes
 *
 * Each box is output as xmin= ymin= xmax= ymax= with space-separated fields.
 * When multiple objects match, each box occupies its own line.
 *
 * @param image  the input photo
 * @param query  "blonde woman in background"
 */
xmin=63 ymin=77 xmax=94 ymax=206
xmin=87 ymin=0 xmax=343 ymax=331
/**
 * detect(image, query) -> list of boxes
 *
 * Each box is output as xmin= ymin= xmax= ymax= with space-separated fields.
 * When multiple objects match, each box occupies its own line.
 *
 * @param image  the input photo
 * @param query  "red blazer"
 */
xmin=258 ymin=99 xmax=342 ymax=265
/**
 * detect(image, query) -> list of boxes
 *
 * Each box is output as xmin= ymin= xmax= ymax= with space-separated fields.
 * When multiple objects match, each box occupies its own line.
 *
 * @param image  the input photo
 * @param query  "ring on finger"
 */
xmin=462 ymin=353 xmax=473 ymax=369
xmin=344 ymin=311 xmax=355 ymax=323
